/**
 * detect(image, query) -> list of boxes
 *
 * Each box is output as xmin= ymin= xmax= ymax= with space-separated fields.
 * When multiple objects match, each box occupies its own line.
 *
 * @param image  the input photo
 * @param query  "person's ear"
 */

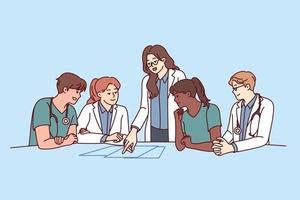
xmin=186 ymin=92 xmax=192 ymax=97
xmin=161 ymin=58 xmax=166 ymax=63
xmin=97 ymin=92 xmax=102 ymax=98
xmin=63 ymin=87 xmax=69 ymax=93
xmin=245 ymin=84 xmax=251 ymax=90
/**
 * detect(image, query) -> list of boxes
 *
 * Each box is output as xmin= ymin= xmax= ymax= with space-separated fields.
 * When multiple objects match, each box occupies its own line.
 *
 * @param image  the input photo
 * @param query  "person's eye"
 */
xmin=107 ymin=93 xmax=111 ymax=95
xmin=114 ymin=92 xmax=118 ymax=95
xmin=153 ymin=60 xmax=158 ymax=65
xmin=76 ymin=90 xmax=80 ymax=93
xmin=147 ymin=62 xmax=151 ymax=67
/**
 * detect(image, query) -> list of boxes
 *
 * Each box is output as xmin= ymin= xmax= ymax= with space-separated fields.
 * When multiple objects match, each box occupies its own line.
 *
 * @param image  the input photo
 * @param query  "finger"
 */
xmin=213 ymin=140 xmax=221 ymax=144
xmin=212 ymin=143 xmax=223 ymax=148
xmin=58 ymin=137 xmax=63 ymax=145
xmin=117 ymin=135 xmax=123 ymax=140
xmin=214 ymin=149 xmax=221 ymax=153
xmin=114 ymin=138 xmax=121 ymax=143
xmin=217 ymin=137 xmax=225 ymax=142
xmin=131 ymin=141 xmax=137 ymax=151
xmin=124 ymin=139 xmax=130 ymax=147
xmin=213 ymin=148 xmax=221 ymax=153
xmin=122 ymin=143 xmax=131 ymax=154
xmin=212 ymin=146 xmax=221 ymax=151
xmin=126 ymin=144 xmax=133 ymax=153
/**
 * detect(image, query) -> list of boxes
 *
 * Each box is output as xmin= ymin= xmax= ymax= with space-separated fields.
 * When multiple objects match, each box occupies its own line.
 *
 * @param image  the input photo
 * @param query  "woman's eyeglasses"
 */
xmin=147 ymin=60 xmax=159 ymax=68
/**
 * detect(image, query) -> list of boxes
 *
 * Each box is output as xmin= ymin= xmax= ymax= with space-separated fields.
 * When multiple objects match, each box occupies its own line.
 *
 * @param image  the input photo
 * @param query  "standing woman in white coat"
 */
xmin=123 ymin=45 xmax=186 ymax=153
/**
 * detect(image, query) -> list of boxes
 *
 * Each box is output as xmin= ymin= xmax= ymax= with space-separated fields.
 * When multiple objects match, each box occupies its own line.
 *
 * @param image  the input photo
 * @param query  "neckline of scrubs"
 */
xmin=51 ymin=98 xmax=68 ymax=114
xmin=186 ymin=103 xmax=203 ymax=119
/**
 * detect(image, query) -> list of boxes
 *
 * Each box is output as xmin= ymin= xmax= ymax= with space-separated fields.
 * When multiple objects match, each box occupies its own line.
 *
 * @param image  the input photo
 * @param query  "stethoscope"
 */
xmin=233 ymin=94 xmax=262 ymax=136
xmin=49 ymin=99 xmax=70 ymax=137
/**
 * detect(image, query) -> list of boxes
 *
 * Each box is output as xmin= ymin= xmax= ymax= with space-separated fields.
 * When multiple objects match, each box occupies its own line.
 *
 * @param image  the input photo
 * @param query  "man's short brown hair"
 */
xmin=228 ymin=71 xmax=256 ymax=91
xmin=56 ymin=72 xmax=87 ymax=94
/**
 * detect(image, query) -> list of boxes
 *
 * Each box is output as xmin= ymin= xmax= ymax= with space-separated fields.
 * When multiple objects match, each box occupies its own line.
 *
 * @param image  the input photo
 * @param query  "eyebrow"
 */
xmin=106 ymin=89 xmax=111 ymax=91
xmin=147 ymin=58 xmax=157 ymax=62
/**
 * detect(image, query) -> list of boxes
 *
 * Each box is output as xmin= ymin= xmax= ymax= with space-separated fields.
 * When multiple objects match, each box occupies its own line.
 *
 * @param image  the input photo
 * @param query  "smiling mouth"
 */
xmin=110 ymin=99 xmax=116 ymax=101
xmin=152 ymin=67 xmax=157 ymax=71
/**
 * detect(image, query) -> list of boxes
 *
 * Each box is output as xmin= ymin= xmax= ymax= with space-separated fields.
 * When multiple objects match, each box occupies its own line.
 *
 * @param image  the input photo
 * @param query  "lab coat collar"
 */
xmin=168 ymin=69 xmax=176 ymax=97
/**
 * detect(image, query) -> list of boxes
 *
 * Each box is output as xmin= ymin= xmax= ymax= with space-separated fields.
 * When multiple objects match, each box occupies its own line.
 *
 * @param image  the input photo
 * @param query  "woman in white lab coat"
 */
xmin=123 ymin=44 xmax=186 ymax=153
xmin=77 ymin=76 xmax=129 ymax=144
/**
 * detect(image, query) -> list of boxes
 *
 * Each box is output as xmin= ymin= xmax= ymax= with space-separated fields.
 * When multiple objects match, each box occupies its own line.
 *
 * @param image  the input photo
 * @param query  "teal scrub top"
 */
xmin=182 ymin=104 xmax=222 ymax=143
xmin=28 ymin=97 xmax=78 ymax=146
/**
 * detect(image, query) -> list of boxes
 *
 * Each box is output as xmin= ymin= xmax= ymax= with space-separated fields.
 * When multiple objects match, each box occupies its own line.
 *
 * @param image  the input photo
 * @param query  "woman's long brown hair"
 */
xmin=142 ymin=45 xmax=179 ymax=99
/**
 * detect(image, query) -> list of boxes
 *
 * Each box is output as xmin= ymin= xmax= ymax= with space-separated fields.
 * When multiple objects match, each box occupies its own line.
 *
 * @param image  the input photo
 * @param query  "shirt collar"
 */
xmin=242 ymin=95 xmax=256 ymax=109
xmin=99 ymin=102 xmax=113 ymax=113
xmin=160 ymin=71 xmax=169 ymax=83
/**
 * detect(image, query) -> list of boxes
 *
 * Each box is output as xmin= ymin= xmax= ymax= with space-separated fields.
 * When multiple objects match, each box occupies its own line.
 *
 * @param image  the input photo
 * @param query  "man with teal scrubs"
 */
xmin=28 ymin=72 xmax=87 ymax=149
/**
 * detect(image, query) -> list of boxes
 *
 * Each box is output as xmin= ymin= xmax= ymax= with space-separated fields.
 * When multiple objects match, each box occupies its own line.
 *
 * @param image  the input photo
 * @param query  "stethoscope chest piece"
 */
xmin=62 ymin=117 xmax=70 ymax=125
xmin=233 ymin=127 xmax=241 ymax=135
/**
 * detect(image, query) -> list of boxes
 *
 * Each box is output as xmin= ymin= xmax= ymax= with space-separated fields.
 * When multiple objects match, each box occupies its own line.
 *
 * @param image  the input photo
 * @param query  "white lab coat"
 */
xmin=223 ymin=95 xmax=274 ymax=152
xmin=131 ymin=69 xmax=186 ymax=142
xmin=77 ymin=102 xmax=129 ymax=143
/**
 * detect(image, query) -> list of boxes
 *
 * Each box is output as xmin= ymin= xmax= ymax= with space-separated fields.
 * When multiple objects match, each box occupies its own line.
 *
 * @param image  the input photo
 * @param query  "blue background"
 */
xmin=0 ymin=0 xmax=298 ymax=199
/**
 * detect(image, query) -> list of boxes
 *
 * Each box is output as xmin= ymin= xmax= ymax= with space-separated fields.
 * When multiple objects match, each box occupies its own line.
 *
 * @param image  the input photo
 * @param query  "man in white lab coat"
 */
xmin=212 ymin=71 xmax=274 ymax=155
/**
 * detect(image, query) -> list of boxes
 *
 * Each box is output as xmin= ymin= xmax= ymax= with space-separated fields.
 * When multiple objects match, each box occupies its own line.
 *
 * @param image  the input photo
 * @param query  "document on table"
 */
xmin=80 ymin=145 xmax=165 ymax=159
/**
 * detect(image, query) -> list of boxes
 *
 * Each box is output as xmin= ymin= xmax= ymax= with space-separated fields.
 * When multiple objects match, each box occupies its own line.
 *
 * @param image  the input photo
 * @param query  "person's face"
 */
xmin=173 ymin=92 xmax=191 ymax=108
xmin=146 ymin=54 xmax=166 ymax=74
xmin=231 ymin=81 xmax=249 ymax=101
xmin=98 ymin=84 xmax=119 ymax=106
xmin=64 ymin=88 xmax=82 ymax=105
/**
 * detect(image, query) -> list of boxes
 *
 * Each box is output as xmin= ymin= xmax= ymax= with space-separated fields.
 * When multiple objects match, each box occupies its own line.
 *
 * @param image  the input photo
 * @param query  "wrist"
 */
xmin=130 ymin=129 xmax=138 ymax=135
xmin=106 ymin=135 xmax=112 ymax=141
xmin=175 ymin=119 xmax=182 ymax=123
